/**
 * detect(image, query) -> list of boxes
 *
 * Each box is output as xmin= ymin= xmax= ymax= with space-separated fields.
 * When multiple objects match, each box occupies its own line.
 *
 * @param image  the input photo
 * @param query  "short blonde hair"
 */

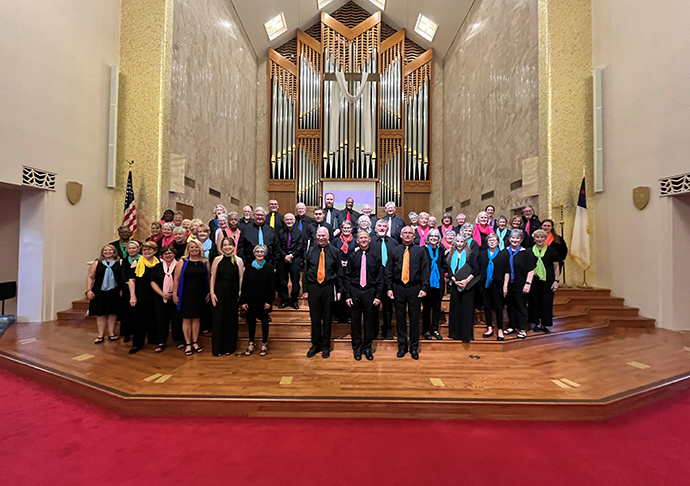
xmin=173 ymin=226 xmax=187 ymax=236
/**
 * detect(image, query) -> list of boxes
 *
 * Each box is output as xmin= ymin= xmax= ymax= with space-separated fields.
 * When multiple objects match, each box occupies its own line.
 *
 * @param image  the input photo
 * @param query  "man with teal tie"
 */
xmin=371 ymin=219 xmax=399 ymax=340
xmin=237 ymin=207 xmax=279 ymax=267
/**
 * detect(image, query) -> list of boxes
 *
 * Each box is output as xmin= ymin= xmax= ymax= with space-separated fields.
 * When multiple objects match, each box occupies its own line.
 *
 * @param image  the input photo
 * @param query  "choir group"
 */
xmin=86 ymin=195 xmax=567 ymax=360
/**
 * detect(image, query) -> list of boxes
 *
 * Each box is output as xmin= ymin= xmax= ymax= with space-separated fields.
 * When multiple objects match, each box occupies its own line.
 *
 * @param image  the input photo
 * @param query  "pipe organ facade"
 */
xmin=267 ymin=2 xmax=433 ymax=215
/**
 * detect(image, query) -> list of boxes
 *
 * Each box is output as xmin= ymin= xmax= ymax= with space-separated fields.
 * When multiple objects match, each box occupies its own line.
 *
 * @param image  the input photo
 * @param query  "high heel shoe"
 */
xmin=184 ymin=342 xmax=193 ymax=356
xmin=191 ymin=341 xmax=203 ymax=353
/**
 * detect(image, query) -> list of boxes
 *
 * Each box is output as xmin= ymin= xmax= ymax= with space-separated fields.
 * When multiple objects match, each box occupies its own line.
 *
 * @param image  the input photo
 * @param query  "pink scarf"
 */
xmin=440 ymin=224 xmax=453 ymax=237
xmin=162 ymin=259 xmax=177 ymax=302
xmin=472 ymin=224 xmax=495 ymax=247
xmin=161 ymin=234 xmax=175 ymax=246
xmin=417 ymin=226 xmax=430 ymax=246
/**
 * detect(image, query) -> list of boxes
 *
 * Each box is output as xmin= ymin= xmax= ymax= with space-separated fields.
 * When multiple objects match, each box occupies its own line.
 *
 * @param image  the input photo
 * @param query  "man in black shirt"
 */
xmin=303 ymin=227 xmax=343 ymax=359
xmin=379 ymin=201 xmax=406 ymax=243
xmin=237 ymin=207 xmax=280 ymax=267
xmin=371 ymin=219 xmax=399 ymax=340
xmin=323 ymin=192 xmax=341 ymax=236
xmin=267 ymin=199 xmax=285 ymax=232
xmin=278 ymin=213 xmax=304 ymax=309
xmin=384 ymin=226 xmax=430 ymax=359
xmin=295 ymin=202 xmax=314 ymax=233
xmin=305 ymin=207 xmax=334 ymax=251
xmin=339 ymin=197 xmax=361 ymax=230
xmin=343 ymin=231 xmax=383 ymax=361
xmin=238 ymin=204 xmax=254 ymax=232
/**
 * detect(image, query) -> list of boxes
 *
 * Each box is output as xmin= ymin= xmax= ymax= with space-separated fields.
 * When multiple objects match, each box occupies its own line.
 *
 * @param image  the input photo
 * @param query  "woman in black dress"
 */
xmin=150 ymin=246 xmax=183 ymax=352
xmin=422 ymin=229 xmax=446 ymax=340
xmin=528 ymin=229 xmax=561 ymax=334
xmin=447 ymin=234 xmax=479 ymax=343
xmin=173 ymin=238 xmax=210 ymax=356
xmin=86 ymin=244 xmax=121 ymax=343
xmin=504 ymin=229 xmax=537 ymax=339
xmin=540 ymin=218 xmax=568 ymax=270
xmin=127 ymin=241 xmax=160 ymax=354
xmin=120 ymin=240 xmax=141 ymax=343
xmin=210 ymin=237 xmax=245 ymax=356
xmin=238 ymin=245 xmax=275 ymax=356
xmin=459 ymin=223 xmax=480 ymax=254
xmin=478 ymin=233 xmax=510 ymax=341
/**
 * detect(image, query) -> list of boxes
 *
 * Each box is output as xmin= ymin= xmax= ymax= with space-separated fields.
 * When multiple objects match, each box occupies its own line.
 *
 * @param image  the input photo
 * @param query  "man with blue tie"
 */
xmin=380 ymin=201 xmax=406 ymax=243
xmin=295 ymin=202 xmax=314 ymax=233
xmin=371 ymin=219 xmax=399 ymax=340
xmin=237 ymin=207 xmax=279 ymax=267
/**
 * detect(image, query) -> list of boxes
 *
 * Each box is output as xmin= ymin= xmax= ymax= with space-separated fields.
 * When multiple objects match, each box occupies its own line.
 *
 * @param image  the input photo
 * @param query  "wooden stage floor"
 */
xmin=2 ymin=302 xmax=690 ymax=420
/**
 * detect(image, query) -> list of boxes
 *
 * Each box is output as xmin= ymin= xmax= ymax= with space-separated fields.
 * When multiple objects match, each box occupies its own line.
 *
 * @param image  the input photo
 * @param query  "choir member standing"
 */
xmin=528 ymin=229 xmax=560 ymax=334
xmin=504 ymin=230 xmax=537 ymax=339
xmin=120 ymin=241 xmax=140 ymax=343
xmin=159 ymin=222 xmax=175 ymax=247
xmin=447 ymin=234 xmax=480 ymax=343
xmin=408 ymin=212 xmax=418 ymax=230
xmin=173 ymin=239 xmax=210 ymax=355
xmin=343 ymin=231 xmax=383 ymax=361
xmin=428 ymin=216 xmax=437 ymax=229
xmin=210 ymin=237 xmax=244 ymax=356
xmin=278 ymin=213 xmax=304 ymax=309
xmin=473 ymin=211 xmax=496 ymax=248
xmin=303 ymin=227 xmax=343 ymax=359
xmin=508 ymin=215 xmax=531 ymax=248
xmin=494 ymin=216 xmax=510 ymax=250
xmin=361 ymin=204 xmax=377 ymax=228
xmin=356 ymin=215 xmax=372 ymax=234
xmin=127 ymin=241 xmax=160 ymax=354
xmin=485 ymin=205 xmax=497 ymax=229
xmin=454 ymin=213 xmax=467 ymax=234
xmin=188 ymin=219 xmax=202 ymax=241
xmin=147 ymin=222 xmax=163 ymax=244
xmin=422 ymin=229 xmax=446 ymax=340
xmin=414 ymin=212 xmax=431 ymax=246
xmin=323 ymin=192 xmax=341 ymax=236
xmin=372 ymin=219 xmax=399 ymax=340
xmin=540 ymin=218 xmax=569 ymax=269
xmin=110 ymin=225 xmax=136 ymax=260
xmin=238 ymin=204 xmax=254 ymax=232
xmin=460 ymin=223 xmax=480 ymax=254
xmin=86 ymin=244 xmax=121 ymax=343
xmin=172 ymin=227 xmax=188 ymax=259
xmin=150 ymin=246 xmax=183 ymax=352
xmin=160 ymin=209 xmax=175 ymax=225
xmin=195 ymin=224 xmax=216 ymax=261
xmin=340 ymin=197 xmax=361 ymax=229
xmin=237 ymin=207 xmax=278 ymax=267
xmin=208 ymin=204 xmax=227 ymax=234
xmin=380 ymin=201 xmax=405 ymax=243
xmin=306 ymin=207 xmax=334 ymax=249
xmin=442 ymin=230 xmax=456 ymax=256
xmin=172 ymin=211 xmax=184 ymax=228
xmin=478 ymin=234 xmax=509 ymax=341
xmin=384 ymin=226 xmax=430 ymax=359
xmin=267 ymin=199 xmax=285 ymax=232
xmin=238 ymin=245 xmax=274 ymax=356
xmin=439 ymin=213 xmax=454 ymax=239
xmin=295 ymin=202 xmax=314 ymax=232
xmin=521 ymin=205 xmax=542 ymax=237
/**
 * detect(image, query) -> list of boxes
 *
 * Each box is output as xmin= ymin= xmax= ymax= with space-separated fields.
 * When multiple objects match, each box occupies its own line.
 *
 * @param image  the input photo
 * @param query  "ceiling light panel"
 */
xmin=264 ymin=13 xmax=287 ymax=41
xmin=369 ymin=0 xmax=386 ymax=9
xmin=414 ymin=14 xmax=438 ymax=42
xmin=318 ymin=0 xmax=333 ymax=9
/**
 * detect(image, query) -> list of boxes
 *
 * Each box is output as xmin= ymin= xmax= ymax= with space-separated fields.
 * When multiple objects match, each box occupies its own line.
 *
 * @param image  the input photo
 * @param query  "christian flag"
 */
xmin=570 ymin=177 xmax=590 ymax=270
xmin=122 ymin=170 xmax=137 ymax=234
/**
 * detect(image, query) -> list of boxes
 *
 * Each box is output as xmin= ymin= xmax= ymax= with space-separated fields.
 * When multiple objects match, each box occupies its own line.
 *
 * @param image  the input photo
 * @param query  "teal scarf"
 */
xmin=252 ymin=259 xmax=266 ymax=270
xmin=485 ymin=249 xmax=498 ymax=288
xmin=450 ymin=249 xmax=467 ymax=274
xmin=495 ymin=228 xmax=507 ymax=250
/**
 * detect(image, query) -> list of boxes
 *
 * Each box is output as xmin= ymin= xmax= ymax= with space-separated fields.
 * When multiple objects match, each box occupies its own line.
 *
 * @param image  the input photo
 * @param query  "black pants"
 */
xmin=279 ymin=257 xmax=301 ymax=303
xmin=483 ymin=282 xmax=505 ymax=330
xmin=422 ymin=286 xmax=443 ymax=334
xmin=507 ymin=283 xmax=528 ymax=331
xmin=133 ymin=301 xmax=157 ymax=348
xmin=154 ymin=297 xmax=183 ymax=345
xmin=528 ymin=279 xmax=554 ymax=327
xmin=307 ymin=283 xmax=335 ymax=350
xmin=380 ymin=293 xmax=394 ymax=336
xmin=392 ymin=283 xmax=421 ymax=352
xmin=246 ymin=305 xmax=269 ymax=344
xmin=349 ymin=287 xmax=377 ymax=353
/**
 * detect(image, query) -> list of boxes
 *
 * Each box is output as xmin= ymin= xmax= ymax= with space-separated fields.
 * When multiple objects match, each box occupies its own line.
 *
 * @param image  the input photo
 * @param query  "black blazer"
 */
xmin=342 ymin=247 xmax=384 ymax=300
xmin=379 ymin=215 xmax=406 ymax=243
xmin=295 ymin=214 xmax=314 ymax=233
xmin=339 ymin=209 xmax=361 ymax=230
xmin=237 ymin=223 xmax=279 ymax=266
xmin=278 ymin=226 xmax=305 ymax=261
xmin=267 ymin=211 xmax=285 ymax=232
xmin=521 ymin=215 xmax=542 ymax=236
xmin=384 ymin=244 xmax=431 ymax=292
xmin=238 ymin=217 xmax=255 ymax=232
xmin=323 ymin=207 xmax=341 ymax=230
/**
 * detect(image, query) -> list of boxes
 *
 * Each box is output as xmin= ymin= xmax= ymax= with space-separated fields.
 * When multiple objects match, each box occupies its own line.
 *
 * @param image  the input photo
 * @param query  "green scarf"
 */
xmin=533 ymin=245 xmax=547 ymax=281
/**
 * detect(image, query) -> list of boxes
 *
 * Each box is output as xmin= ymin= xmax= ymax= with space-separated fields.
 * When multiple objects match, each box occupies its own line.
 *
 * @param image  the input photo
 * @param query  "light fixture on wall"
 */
xmin=415 ymin=14 xmax=438 ymax=42
xmin=317 ymin=0 xmax=333 ymax=9
xmin=264 ymin=13 xmax=287 ymax=41
xmin=369 ymin=0 xmax=386 ymax=9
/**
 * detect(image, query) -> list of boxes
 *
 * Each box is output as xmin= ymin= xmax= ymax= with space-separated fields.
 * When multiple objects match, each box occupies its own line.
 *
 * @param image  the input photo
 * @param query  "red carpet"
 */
xmin=1 ymin=368 xmax=689 ymax=486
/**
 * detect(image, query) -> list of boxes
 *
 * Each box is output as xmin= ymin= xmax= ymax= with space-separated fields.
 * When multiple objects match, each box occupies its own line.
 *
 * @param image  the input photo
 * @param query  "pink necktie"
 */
xmin=360 ymin=251 xmax=367 ymax=287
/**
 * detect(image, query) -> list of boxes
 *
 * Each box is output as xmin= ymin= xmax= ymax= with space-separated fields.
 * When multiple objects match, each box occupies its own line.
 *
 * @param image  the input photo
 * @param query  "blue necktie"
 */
xmin=298 ymin=219 xmax=303 ymax=231
xmin=258 ymin=226 xmax=264 ymax=245
xmin=381 ymin=238 xmax=388 ymax=266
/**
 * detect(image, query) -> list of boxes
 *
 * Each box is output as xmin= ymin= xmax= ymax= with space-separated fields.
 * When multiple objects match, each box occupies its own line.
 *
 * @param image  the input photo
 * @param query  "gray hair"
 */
xmin=418 ymin=211 xmax=429 ymax=218
xmin=510 ymin=229 xmax=525 ymax=240
xmin=253 ymin=244 xmax=268 ymax=254
xmin=385 ymin=201 xmax=396 ymax=208
xmin=254 ymin=206 xmax=266 ymax=215
xmin=357 ymin=215 xmax=371 ymax=228
xmin=173 ymin=226 xmax=186 ymax=236
xmin=428 ymin=228 xmax=441 ymax=240
xmin=341 ymin=220 xmax=353 ymax=230
xmin=460 ymin=222 xmax=474 ymax=234
xmin=408 ymin=212 xmax=418 ymax=218
xmin=162 ymin=222 xmax=175 ymax=230
xmin=227 ymin=211 xmax=238 ymax=218
xmin=444 ymin=230 xmax=456 ymax=239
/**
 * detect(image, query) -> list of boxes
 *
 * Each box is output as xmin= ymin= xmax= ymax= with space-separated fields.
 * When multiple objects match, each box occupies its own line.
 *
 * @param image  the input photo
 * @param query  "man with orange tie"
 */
xmin=267 ymin=199 xmax=285 ymax=232
xmin=303 ymin=227 xmax=343 ymax=359
xmin=339 ymin=197 xmax=361 ymax=231
xmin=384 ymin=226 xmax=430 ymax=359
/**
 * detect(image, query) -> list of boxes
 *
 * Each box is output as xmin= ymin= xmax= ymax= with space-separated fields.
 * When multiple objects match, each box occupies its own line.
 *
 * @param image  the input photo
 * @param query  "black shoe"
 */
xmin=279 ymin=302 xmax=289 ymax=309
xmin=497 ymin=335 xmax=505 ymax=341
xmin=410 ymin=350 xmax=419 ymax=360
xmin=354 ymin=351 xmax=362 ymax=361
xmin=123 ymin=335 xmax=131 ymax=343
xmin=541 ymin=325 xmax=551 ymax=334
xmin=268 ymin=315 xmax=272 ymax=322
xmin=504 ymin=328 xmax=516 ymax=335
xmin=482 ymin=330 xmax=494 ymax=338
xmin=322 ymin=348 xmax=330 ymax=359
xmin=307 ymin=346 xmax=321 ymax=358
xmin=292 ymin=302 xmax=299 ymax=310
xmin=385 ymin=331 xmax=394 ymax=340
xmin=128 ymin=346 xmax=142 ymax=355
xmin=432 ymin=331 xmax=443 ymax=340
xmin=397 ymin=348 xmax=407 ymax=358
xmin=423 ymin=332 xmax=432 ymax=340
xmin=364 ymin=349 xmax=374 ymax=361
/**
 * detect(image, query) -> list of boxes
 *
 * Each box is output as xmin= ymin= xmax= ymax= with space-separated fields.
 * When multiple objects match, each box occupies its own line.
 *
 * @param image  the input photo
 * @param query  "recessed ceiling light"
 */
xmin=264 ymin=13 xmax=287 ymax=41
xmin=318 ymin=0 xmax=333 ymax=9
xmin=414 ymin=14 xmax=438 ymax=42
xmin=369 ymin=0 xmax=386 ymax=9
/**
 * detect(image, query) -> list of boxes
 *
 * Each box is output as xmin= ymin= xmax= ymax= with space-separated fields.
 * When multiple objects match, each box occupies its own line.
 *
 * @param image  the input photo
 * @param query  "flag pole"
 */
xmin=578 ymin=269 xmax=590 ymax=288
xmin=557 ymin=204 xmax=570 ymax=288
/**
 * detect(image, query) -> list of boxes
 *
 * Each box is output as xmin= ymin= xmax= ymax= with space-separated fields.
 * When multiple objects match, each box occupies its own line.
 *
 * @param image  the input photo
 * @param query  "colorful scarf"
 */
xmin=162 ymin=259 xmax=177 ymax=302
xmin=485 ymin=249 xmax=499 ymax=288
xmin=199 ymin=238 xmax=212 ymax=259
xmin=417 ymin=226 xmax=430 ymax=246
xmin=160 ymin=234 xmax=175 ymax=246
xmin=100 ymin=260 xmax=117 ymax=291
xmin=533 ymin=245 xmax=547 ymax=281
xmin=135 ymin=256 xmax=159 ymax=277
xmin=495 ymin=227 xmax=508 ymax=250
xmin=127 ymin=254 xmax=139 ymax=266
xmin=338 ymin=233 xmax=353 ymax=254
xmin=472 ymin=224 xmax=495 ymax=247
xmin=442 ymin=239 xmax=452 ymax=251
xmin=450 ymin=249 xmax=467 ymax=274
xmin=508 ymin=246 xmax=522 ymax=282
xmin=427 ymin=246 xmax=441 ymax=289
xmin=545 ymin=232 xmax=554 ymax=246
xmin=440 ymin=224 xmax=453 ymax=237
xmin=252 ymin=259 xmax=266 ymax=270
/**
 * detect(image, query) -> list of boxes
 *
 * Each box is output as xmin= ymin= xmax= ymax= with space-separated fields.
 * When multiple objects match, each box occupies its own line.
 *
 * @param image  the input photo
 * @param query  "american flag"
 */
xmin=122 ymin=170 xmax=137 ymax=233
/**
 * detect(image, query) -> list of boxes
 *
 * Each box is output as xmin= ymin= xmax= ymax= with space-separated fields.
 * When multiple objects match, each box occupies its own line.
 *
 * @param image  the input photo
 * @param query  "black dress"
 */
xmin=179 ymin=260 xmax=208 ymax=319
xmin=88 ymin=260 xmax=122 ymax=316
xmin=119 ymin=257 xmax=137 ymax=339
xmin=212 ymin=256 xmax=240 ymax=355
xmin=447 ymin=250 xmax=480 ymax=343
xmin=528 ymin=246 xmax=559 ymax=328
xmin=132 ymin=263 xmax=158 ymax=348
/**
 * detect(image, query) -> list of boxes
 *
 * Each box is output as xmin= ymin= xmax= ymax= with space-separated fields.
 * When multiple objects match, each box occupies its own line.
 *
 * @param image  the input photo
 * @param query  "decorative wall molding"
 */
xmin=22 ymin=166 xmax=56 ymax=191
xmin=660 ymin=172 xmax=690 ymax=197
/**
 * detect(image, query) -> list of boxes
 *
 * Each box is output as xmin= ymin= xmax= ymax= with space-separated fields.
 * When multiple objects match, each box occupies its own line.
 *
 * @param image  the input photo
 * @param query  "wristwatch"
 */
xmin=555 ymin=279 xmax=560 ymax=283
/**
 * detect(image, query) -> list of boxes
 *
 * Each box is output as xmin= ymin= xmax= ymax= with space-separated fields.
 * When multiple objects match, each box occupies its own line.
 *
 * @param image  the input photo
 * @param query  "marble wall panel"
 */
xmin=170 ymin=0 xmax=258 ymax=221
xmin=442 ymin=0 xmax=539 ymax=220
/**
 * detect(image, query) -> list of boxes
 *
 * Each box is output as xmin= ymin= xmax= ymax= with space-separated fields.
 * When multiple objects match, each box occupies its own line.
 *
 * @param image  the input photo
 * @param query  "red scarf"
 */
xmin=339 ymin=233 xmax=353 ymax=253
xmin=472 ymin=224 xmax=495 ymax=247
xmin=442 ymin=239 xmax=452 ymax=251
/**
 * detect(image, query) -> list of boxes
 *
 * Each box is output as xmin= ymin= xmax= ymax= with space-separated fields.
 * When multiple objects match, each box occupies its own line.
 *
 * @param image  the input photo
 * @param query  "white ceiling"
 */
xmin=229 ymin=0 xmax=475 ymax=61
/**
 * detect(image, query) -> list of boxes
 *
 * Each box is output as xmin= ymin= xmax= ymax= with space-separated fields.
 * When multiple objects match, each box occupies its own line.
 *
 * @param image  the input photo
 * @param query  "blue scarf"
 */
xmin=101 ymin=260 xmax=117 ymax=291
xmin=485 ymin=249 xmax=499 ymax=288
xmin=450 ymin=249 xmax=467 ymax=274
xmin=496 ymin=228 xmax=507 ymax=250
xmin=127 ymin=254 xmax=139 ymax=266
xmin=176 ymin=259 xmax=209 ymax=311
xmin=252 ymin=259 xmax=266 ymax=270
xmin=200 ymin=238 xmax=212 ymax=259
xmin=427 ymin=246 xmax=440 ymax=289
xmin=508 ymin=246 xmax=522 ymax=282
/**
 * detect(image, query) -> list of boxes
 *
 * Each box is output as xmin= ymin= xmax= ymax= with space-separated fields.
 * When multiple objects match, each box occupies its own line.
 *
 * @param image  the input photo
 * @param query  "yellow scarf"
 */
xmin=135 ymin=256 xmax=159 ymax=277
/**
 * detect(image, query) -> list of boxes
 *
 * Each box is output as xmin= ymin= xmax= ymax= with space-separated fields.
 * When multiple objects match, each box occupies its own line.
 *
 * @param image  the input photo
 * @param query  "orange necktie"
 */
xmin=401 ymin=247 xmax=410 ymax=284
xmin=317 ymin=248 xmax=326 ymax=283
